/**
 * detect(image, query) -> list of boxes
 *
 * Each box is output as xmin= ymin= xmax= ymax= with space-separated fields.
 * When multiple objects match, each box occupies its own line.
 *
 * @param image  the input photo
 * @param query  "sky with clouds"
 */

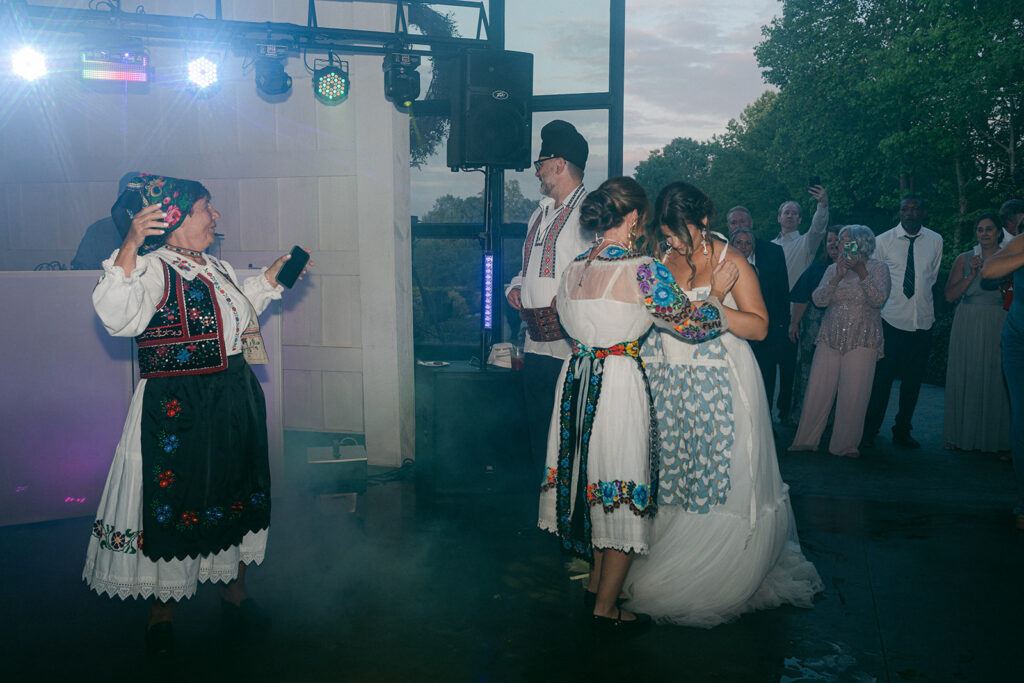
xmin=410 ymin=0 xmax=782 ymax=215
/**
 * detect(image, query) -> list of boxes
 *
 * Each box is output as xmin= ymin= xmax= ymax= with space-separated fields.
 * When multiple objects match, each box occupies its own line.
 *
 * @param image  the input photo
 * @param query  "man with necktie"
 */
xmin=862 ymin=194 xmax=943 ymax=448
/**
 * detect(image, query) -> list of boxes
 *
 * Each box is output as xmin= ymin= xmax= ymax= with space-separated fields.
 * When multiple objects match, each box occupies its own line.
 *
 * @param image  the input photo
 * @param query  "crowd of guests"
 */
xmin=513 ymin=119 xmax=1024 ymax=638
xmin=724 ymin=193 xmax=1024 ymax=469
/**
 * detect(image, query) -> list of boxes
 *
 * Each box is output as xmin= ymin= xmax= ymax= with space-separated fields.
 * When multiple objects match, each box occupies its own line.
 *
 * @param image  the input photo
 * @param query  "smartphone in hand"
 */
xmin=809 ymin=174 xmax=821 ymax=188
xmin=843 ymin=240 xmax=859 ymax=261
xmin=276 ymin=246 xmax=310 ymax=288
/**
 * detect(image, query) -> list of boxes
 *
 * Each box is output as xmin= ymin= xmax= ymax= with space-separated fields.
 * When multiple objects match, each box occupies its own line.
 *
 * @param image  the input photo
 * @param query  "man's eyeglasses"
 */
xmin=533 ymin=157 xmax=557 ymax=172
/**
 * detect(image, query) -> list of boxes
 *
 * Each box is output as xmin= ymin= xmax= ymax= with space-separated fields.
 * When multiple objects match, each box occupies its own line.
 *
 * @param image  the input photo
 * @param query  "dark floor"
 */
xmin=2 ymin=384 xmax=1023 ymax=682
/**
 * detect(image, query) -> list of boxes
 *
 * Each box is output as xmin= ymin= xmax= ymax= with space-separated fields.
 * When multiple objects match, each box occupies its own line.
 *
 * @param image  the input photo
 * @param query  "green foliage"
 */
xmin=635 ymin=1 xmax=1024 ymax=256
xmin=413 ymin=180 xmax=535 ymax=344
xmin=420 ymin=180 xmax=535 ymax=223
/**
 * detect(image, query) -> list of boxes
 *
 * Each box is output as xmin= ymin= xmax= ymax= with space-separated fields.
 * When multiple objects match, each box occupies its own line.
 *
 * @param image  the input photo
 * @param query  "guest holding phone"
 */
xmin=790 ymin=226 xmax=890 ymax=457
xmin=943 ymin=213 xmax=1009 ymax=453
xmin=83 ymin=174 xmax=311 ymax=656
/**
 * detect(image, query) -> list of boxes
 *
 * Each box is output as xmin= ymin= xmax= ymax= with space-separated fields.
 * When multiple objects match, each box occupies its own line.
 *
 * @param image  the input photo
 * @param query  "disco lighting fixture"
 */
xmin=11 ymin=46 xmax=46 ymax=81
xmin=482 ymin=251 xmax=494 ymax=330
xmin=186 ymin=56 xmax=219 ymax=95
xmin=254 ymin=56 xmax=292 ymax=97
xmin=383 ymin=51 xmax=421 ymax=108
xmin=312 ymin=56 xmax=349 ymax=105
xmin=81 ymin=48 xmax=150 ymax=83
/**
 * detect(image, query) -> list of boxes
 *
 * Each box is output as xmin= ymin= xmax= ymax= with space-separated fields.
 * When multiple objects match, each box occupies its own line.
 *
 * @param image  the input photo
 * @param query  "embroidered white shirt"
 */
xmin=506 ymin=184 xmax=593 ymax=359
xmin=93 ymin=248 xmax=282 ymax=352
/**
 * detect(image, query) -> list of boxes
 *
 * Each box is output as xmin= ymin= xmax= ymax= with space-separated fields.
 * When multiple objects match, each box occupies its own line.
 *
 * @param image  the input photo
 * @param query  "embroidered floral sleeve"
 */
xmin=636 ymin=261 xmax=727 ymax=342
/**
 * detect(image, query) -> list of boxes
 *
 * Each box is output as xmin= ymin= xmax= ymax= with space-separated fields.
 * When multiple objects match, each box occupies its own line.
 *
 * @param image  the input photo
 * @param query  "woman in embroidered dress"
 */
xmin=624 ymin=181 xmax=823 ymax=627
xmin=82 ymin=175 xmax=309 ymax=655
xmin=537 ymin=176 xmax=737 ymax=634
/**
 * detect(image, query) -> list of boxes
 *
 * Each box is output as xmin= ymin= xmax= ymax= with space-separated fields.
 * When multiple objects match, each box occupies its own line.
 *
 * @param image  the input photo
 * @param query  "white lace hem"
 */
xmin=537 ymin=520 xmax=649 ymax=556
xmin=82 ymin=552 xmax=265 ymax=602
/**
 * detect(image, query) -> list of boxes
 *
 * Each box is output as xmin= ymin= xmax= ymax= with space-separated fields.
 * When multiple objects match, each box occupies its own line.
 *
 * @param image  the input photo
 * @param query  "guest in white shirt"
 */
xmin=768 ymin=187 xmax=830 ymax=423
xmin=506 ymin=120 xmax=594 ymax=475
xmin=862 ymin=194 xmax=943 ymax=448
xmin=1000 ymin=199 xmax=1024 ymax=244
xmin=773 ymin=186 xmax=831 ymax=290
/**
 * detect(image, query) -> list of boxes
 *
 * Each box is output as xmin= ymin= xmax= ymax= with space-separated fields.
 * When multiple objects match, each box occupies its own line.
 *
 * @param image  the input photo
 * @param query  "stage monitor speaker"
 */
xmin=447 ymin=49 xmax=533 ymax=170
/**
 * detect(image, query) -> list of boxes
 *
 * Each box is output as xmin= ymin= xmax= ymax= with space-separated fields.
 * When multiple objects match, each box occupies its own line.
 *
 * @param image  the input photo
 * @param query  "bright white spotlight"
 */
xmin=12 ymin=47 xmax=47 ymax=81
xmin=187 ymin=57 xmax=218 ymax=90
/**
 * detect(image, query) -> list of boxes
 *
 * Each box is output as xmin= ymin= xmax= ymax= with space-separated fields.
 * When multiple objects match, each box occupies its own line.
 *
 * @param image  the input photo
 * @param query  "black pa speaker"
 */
xmin=447 ymin=49 xmax=533 ymax=170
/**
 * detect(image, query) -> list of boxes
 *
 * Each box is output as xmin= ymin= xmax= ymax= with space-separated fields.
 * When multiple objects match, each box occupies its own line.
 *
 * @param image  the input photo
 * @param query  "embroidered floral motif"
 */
xmin=205 ymin=506 xmax=224 ymax=522
xmin=231 ymin=501 xmax=245 ymax=516
xmin=585 ymin=479 xmax=653 ymax=515
xmin=157 ymin=469 xmax=176 ymax=489
xmin=154 ymin=504 xmax=173 ymax=523
xmin=636 ymin=262 xmax=724 ymax=342
xmin=158 ymin=432 xmax=179 ymax=454
xmin=136 ymin=261 xmax=226 ymax=378
xmin=249 ymin=492 xmax=268 ymax=506
xmin=547 ymin=337 xmax=659 ymax=560
xmin=161 ymin=397 xmax=182 ymax=418
xmin=93 ymin=520 xmax=143 ymax=554
xmin=178 ymin=510 xmax=199 ymax=528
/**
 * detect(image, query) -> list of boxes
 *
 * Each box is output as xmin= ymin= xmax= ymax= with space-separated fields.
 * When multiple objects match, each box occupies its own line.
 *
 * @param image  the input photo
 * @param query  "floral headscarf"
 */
xmin=111 ymin=174 xmax=210 ymax=253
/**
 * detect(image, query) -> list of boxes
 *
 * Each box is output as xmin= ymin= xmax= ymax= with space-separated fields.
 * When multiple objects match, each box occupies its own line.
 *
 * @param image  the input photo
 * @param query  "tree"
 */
xmin=754 ymin=0 xmax=1024 ymax=256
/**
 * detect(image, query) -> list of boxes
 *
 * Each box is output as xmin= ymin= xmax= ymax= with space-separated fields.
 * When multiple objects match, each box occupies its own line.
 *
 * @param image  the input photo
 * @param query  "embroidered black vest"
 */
xmin=136 ymin=259 xmax=227 ymax=378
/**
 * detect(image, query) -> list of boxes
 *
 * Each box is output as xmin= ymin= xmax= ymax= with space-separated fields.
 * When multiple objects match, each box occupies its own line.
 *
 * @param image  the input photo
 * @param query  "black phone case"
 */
xmin=276 ymin=246 xmax=309 ymax=288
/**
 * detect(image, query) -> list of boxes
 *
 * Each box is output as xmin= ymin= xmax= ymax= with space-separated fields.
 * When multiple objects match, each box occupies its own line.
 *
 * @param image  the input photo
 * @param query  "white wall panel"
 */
xmin=322 ymin=275 xmax=362 ymax=348
xmin=283 ymin=369 xmax=325 ymax=430
xmin=277 ymin=177 xmax=320 ymax=250
xmin=318 ymin=177 xmax=360 ymax=251
xmin=237 ymin=178 xmax=281 ymax=250
xmin=323 ymin=371 xmax=365 ymax=432
xmin=281 ymin=274 xmax=324 ymax=346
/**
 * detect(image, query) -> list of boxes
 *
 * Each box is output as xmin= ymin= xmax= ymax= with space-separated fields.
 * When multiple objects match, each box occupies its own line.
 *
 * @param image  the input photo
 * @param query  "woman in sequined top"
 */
xmin=790 ymin=225 xmax=891 ymax=457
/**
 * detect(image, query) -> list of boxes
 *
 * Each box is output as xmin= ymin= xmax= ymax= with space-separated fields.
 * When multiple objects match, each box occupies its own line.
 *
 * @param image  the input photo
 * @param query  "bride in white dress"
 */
xmin=624 ymin=182 xmax=823 ymax=627
xmin=537 ymin=177 xmax=738 ymax=633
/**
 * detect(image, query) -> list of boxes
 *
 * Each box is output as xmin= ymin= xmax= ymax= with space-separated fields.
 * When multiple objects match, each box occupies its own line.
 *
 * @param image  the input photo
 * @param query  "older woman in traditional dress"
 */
xmin=83 ymin=175 xmax=309 ymax=655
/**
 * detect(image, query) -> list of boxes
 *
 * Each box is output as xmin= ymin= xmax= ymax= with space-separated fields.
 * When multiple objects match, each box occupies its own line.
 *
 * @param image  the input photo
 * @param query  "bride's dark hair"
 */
xmin=649 ymin=181 xmax=715 ymax=285
xmin=579 ymin=176 xmax=650 ymax=250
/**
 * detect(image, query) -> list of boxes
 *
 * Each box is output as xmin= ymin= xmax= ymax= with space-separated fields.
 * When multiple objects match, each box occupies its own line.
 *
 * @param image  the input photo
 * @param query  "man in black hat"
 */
xmin=506 ymin=119 xmax=594 ymax=478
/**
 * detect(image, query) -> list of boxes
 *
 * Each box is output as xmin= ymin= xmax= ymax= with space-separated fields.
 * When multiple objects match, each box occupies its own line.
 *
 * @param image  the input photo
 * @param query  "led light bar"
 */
xmin=483 ymin=252 xmax=494 ymax=330
xmin=81 ymin=48 xmax=149 ymax=82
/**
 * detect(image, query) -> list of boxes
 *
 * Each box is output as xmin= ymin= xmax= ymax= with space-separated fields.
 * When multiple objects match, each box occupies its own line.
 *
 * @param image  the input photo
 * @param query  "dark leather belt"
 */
xmin=520 ymin=305 xmax=564 ymax=342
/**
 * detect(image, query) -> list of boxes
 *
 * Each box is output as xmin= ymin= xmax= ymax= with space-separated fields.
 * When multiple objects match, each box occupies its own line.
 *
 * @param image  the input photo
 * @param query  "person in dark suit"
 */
xmin=728 ymin=206 xmax=791 ymax=419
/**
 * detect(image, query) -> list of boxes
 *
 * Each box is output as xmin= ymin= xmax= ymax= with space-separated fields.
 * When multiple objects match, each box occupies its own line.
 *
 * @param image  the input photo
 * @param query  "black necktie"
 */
xmin=903 ymin=235 xmax=919 ymax=298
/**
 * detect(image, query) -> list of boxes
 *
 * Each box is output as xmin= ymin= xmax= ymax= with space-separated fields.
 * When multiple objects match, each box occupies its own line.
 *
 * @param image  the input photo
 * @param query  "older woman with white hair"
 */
xmin=790 ymin=225 xmax=891 ymax=457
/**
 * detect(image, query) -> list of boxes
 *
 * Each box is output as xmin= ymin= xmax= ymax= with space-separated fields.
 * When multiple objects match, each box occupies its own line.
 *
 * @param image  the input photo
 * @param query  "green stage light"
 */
xmin=313 ymin=58 xmax=349 ymax=105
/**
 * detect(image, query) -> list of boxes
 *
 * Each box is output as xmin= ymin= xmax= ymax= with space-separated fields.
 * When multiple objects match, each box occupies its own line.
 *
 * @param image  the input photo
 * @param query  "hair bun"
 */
xmin=579 ymin=188 xmax=620 ymax=233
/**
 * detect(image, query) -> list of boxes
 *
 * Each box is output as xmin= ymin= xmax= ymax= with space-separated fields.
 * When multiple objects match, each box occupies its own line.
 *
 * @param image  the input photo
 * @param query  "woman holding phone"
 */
xmin=83 ymin=174 xmax=310 ymax=656
xmin=942 ymin=213 xmax=1009 ymax=453
xmin=790 ymin=225 xmax=890 ymax=457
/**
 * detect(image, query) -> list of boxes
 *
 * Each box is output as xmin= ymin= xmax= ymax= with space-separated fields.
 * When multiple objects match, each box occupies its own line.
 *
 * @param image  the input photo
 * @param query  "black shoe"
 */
xmin=591 ymin=608 xmax=652 ymax=637
xmin=145 ymin=621 xmax=174 ymax=657
xmin=859 ymin=435 xmax=876 ymax=450
xmin=222 ymin=597 xmax=271 ymax=644
xmin=892 ymin=431 xmax=921 ymax=448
